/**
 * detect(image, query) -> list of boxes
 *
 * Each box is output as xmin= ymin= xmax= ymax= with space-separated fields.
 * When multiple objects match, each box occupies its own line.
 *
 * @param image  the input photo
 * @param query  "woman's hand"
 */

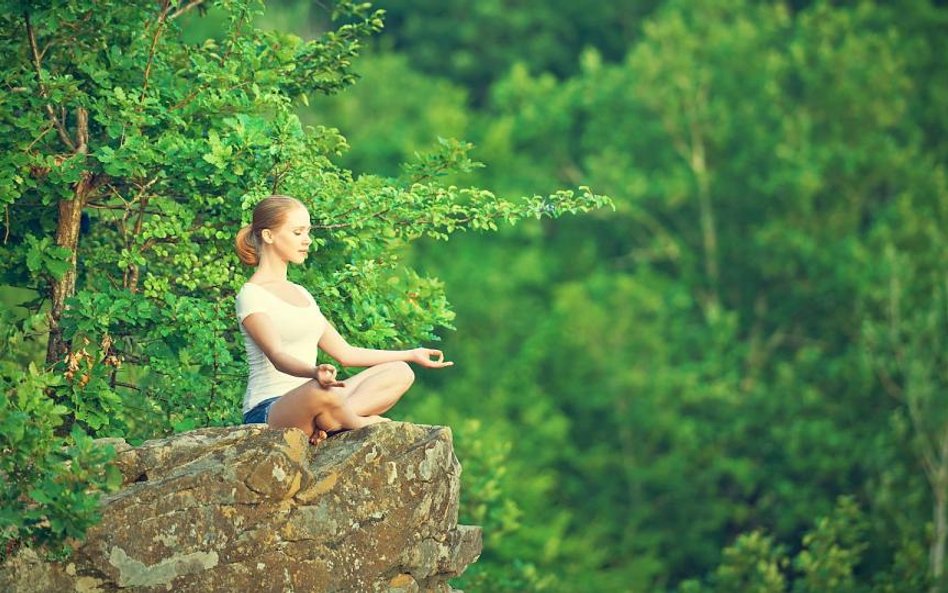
xmin=315 ymin=363 xmax=345 ymax=389
xmin=409 ymin=347 xmax=454 ymax=368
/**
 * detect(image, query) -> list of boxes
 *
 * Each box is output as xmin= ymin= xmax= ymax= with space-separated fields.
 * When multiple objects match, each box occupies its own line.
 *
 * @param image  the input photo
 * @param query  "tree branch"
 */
xmin=24 ymin=12 xmax=76 ymax=151
xmin=75 ymin=106 xmax=88 ymax=154
xmin=169 ymin=0 xmax=206 ymax=21
xmin=86 ymin=202 xmax=164 ymax=217
xmin=313 ymin=206 xmax=393 ymax=230
xmin=25 ymin=122 xmax=55 ymax=151
xmin=140 ymin=0 xmax=173 ymax=104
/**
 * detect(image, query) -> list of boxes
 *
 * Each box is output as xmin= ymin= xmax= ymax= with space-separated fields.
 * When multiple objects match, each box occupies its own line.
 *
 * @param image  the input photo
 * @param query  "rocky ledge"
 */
xmin=1 ymin=422 xmax=481 ymax=592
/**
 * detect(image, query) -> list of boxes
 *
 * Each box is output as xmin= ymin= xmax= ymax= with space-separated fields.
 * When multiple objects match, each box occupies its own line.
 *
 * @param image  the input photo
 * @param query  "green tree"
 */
xmin=862 ymin=227 xmax=948 ymax=589
xmin=300 ymin=52 xmax=470 ymax=178
xmin=679 ymin=497 xmax=876 ymax=593
xmin=233 ymin=0 xmax=948 ymax=590
xmin=402 ymin=0 xmax=947 ymax=589
xmin=0 ymin=0 xmax=608 ymax=557
xmin=370 ymin=0 xmax=665 ymax=103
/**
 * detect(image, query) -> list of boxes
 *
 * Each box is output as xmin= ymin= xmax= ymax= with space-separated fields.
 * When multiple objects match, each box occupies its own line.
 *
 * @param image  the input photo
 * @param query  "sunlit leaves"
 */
xmin=0 ymin=0 xmax=612 ymax=561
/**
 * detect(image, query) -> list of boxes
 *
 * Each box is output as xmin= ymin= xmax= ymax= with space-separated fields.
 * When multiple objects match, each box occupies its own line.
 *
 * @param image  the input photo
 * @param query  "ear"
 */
xmin=262 ymin=229 xmax=273 ymax=244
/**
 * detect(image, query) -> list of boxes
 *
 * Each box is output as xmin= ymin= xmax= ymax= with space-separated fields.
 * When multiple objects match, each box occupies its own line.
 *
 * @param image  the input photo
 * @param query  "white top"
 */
xmin=235 ymin=282 xmax=327 ymax=414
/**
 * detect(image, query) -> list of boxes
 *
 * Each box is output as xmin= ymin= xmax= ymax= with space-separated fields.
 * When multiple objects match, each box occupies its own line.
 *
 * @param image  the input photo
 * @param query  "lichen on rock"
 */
xmin=0 ymin=422 xmax=481 ymax=593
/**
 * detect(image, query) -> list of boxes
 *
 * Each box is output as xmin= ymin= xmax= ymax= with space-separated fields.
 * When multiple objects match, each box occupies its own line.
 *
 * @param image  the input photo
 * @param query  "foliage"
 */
xmin=3 ymin=0 xmax=946 ymax=589
xmin=304 ymin=0 xmax=948 ymax=590
xmin=680 ymin=496 xmax=930 ymax=593
xmin=301 ymin=52 xmax=470 ymax=178
xmin=701 ymin=531 xmax=787 ymax=593
xmin=0 ymin=0 xmax=608 ymax=558
xmin=370 ymin=0 xmax=664 ymax=103
xmin=0 ymin=309 xmax=121 ymax=559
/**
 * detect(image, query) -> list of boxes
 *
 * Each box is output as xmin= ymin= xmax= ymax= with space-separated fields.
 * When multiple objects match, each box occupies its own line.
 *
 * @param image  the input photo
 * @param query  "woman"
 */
xmin=234 ymin=195 xmax=453 ymax=445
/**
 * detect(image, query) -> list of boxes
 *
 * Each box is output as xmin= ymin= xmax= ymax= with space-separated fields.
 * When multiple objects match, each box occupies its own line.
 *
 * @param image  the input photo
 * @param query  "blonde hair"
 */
xmin=235 ymin=195 xmax=306 ymax=266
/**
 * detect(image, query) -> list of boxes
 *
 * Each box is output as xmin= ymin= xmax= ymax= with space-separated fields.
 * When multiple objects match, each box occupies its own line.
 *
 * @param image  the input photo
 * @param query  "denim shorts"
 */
xmin=243 ymin=396 xmax=281 ymax=424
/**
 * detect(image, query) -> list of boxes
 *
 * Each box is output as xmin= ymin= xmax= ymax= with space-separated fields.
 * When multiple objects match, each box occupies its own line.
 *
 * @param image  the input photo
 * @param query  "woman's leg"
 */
xmin=266 ymin=379 xmax=384 ymax=438
xmin=330 ymin=361 xmax=415 ymax=417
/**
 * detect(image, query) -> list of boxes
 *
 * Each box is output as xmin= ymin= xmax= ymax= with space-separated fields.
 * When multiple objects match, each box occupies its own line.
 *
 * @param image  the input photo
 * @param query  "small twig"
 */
xmin=140 ymin=1 xmax=172 ymax=103
xmin=270 ymin=162 xmax=291 ymax=194
xmin=170 ymin=87 xmax=200 ymax=111
xmin=25 ymin=122 xmax=54 ymax=151
xmin=169 ymin=0 xmax=206 ymax=20
xmin=313 ymin=207 xmax=394 ymax=231
xmin=220 ymin=11 xmax=245 ymax=65
xmin=86 ymin=203 xmax=164 ymax=216
xmin=407 ymin=158 xmax=453 ymax=186
xmin=171 ymin=81 xmax=252 ymax=112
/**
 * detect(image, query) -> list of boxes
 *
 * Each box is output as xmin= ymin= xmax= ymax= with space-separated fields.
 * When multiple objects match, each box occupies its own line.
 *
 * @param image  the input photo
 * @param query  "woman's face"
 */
xmin=264 ymin=206 xmax=312 ymax=264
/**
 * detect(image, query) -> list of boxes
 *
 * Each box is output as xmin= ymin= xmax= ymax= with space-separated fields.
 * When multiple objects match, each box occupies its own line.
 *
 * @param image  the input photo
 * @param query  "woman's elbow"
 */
xmin=268 ymin=350 xmax=292 ymax=375
xmin=336 ymin=345 xmax=364 ymax=367
xmin=333 ymin=351 xmax=355 ymax=367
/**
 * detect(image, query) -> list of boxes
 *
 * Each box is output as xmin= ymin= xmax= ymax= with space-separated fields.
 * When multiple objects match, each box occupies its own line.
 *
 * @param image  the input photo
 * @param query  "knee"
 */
xmin=307 ymin=387 xmax=344 ymax=411
xmin=390 ymin=360 xmax=414 ymax=387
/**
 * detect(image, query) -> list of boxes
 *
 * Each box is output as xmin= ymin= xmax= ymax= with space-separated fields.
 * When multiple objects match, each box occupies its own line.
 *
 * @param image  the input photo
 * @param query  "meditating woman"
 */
xmin=234 ymin=194 xmax=452 ymax=445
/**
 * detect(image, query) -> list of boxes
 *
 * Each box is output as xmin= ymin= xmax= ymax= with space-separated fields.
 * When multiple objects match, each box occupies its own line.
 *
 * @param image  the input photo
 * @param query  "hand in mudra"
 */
xmin=315 ymin=363 xmax=345 ymax=389
xmin=410 ymin=348 xmax=454 ymax=368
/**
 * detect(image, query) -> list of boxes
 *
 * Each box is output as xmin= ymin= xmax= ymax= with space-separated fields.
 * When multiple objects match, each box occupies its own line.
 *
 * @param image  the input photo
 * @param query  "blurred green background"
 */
xmin=248 ymin=2 xmax=948 ymax=591
xmin=5 ymin=1 xmax=947 ymax=591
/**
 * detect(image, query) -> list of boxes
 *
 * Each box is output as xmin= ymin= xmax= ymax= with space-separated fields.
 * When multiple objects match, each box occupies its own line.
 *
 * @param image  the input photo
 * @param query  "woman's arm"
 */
xmin=242 ymin=312 xmax=321 ymax=379
xmin=319 ymin=319 xmax=453 ymax=368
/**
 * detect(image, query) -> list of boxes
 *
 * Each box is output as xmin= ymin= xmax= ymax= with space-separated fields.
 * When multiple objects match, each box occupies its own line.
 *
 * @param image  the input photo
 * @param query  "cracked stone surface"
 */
xmin=0 ymin=422 xmax=482 ymax=592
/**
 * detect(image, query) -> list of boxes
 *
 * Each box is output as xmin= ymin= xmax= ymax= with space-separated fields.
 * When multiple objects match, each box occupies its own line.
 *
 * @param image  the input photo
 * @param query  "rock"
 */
xmin=0 ymin=422 xmax=481 ymax=592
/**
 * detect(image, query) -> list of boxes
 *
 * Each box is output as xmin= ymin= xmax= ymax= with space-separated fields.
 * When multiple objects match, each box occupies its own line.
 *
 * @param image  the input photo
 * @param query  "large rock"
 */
xmin=1 ymin=422 xmax=481 ymax=592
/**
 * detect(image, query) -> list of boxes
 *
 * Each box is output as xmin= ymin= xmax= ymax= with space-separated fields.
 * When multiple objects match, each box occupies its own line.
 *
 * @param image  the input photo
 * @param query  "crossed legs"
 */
xmin=266 ymin=361 xmax=415 ymax=442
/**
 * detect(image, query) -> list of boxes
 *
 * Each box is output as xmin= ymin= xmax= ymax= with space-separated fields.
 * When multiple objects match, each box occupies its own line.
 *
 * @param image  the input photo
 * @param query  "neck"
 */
xmin=254 ymin=250 xmax=289 ymax=283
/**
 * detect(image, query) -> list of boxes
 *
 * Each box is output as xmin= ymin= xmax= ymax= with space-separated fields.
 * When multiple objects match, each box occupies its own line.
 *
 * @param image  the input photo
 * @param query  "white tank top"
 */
xmin=235 ymin=282 xmax=326 ymax=413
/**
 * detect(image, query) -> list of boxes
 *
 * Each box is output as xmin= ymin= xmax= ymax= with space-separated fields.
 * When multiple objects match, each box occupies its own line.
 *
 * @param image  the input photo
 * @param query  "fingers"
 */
xmin=417 ymin=348 xmax=442 ymax=363
xmin=415 ymin=347 xmax=453 ymax=368
xmin=316 ymin=364 xmax=345 ymax=388
xmin=425 ymin=357 xmax=453 ymax=368
xmin=428 ymin=349 xmax=453 ymax=367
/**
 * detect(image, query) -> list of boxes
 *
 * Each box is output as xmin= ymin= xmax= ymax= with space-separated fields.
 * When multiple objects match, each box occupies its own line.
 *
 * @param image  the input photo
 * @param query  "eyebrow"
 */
xmin=292 ymin=225 xmax=312 ymax=230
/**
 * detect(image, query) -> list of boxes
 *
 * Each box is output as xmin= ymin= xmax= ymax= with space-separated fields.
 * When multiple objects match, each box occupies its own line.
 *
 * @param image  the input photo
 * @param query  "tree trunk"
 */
xmin=931 ymin=438 xmax=948 ymax=593
xmin=933 ymin=489 xmax=946 ymax=593
xmin=44 ymin=108 xmax=91 ymax=436
xmin=692 ymin=141 xmax=720 ymax=314
xmin=685 ymin=87 xmax=719 ymax=315
xmin=44 ymin=186 xmax=87 ymax=366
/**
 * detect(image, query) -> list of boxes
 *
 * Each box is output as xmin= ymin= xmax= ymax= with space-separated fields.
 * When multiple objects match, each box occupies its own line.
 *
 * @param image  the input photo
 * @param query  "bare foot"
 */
xmin=354 ymin=415 xmax=390 ymax=428
xmin=315 ymin=416 xmax=390 ymax=441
